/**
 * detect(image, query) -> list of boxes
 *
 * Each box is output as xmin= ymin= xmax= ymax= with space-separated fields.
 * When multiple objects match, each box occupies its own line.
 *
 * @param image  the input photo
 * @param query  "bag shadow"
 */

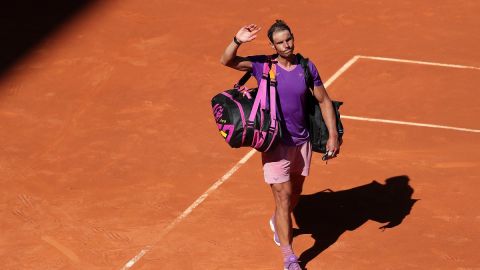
xmin=293 ymin=175 xmax=418 ymax=269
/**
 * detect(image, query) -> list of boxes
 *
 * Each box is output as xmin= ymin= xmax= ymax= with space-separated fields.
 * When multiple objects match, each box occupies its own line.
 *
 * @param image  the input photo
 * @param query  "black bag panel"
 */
xmin=211 ymin=86 xmax=280 ymax=151
xmin=211 ymin=88 xmax=257 ymax=148
xmin=211 ymin=59 xmax=281 ymax=152
xmin=211 ymin=94 xmax=236 ymax=147
xmin=297 ymin=53 xmax=344 ymax=153
xmin=308 ymin=99 xmax=343 ymax=153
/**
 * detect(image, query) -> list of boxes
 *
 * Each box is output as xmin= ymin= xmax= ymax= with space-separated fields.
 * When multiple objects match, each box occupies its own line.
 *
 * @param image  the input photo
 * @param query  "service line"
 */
xmin=358 ymin=55 xmax=480 ymax=70
xmin=342 ymin=115 xmax=480 ymax=133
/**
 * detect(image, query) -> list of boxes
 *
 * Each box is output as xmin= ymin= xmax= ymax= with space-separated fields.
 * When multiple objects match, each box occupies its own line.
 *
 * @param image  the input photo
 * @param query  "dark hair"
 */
xmin=267 ymin=20 xmax=293 ymax=43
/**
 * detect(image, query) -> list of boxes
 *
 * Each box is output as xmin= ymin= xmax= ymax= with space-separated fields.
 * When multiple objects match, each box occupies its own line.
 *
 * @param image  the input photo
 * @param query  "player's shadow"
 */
xmin=293 ymin=175 xmax=417 ymax=269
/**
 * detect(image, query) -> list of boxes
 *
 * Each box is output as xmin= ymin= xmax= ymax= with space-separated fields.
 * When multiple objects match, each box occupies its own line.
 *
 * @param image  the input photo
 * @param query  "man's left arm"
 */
xmin=312 ymin=85 xmax=340 ymax=156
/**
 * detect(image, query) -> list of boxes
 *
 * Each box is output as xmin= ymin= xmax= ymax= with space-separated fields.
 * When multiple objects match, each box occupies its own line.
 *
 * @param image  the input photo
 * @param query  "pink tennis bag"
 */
xmin=211 ymin=62 xmax=281 ymax=152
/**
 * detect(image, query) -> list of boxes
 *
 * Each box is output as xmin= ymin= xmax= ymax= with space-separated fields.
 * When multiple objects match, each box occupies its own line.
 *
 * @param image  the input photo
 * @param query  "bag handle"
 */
xmin=247 ymin=59 xmax=278 ymax=132
xmin=248 ymin=62 xmax=269 ymax=123
xmin=268 ymin=64 xmax=277 ymax=122
xmin=247 ymin=57 xmax=275 ymax=120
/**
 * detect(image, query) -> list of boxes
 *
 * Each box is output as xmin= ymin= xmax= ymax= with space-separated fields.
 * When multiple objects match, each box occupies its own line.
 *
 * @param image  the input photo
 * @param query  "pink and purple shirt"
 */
xmin=248 ymin=55 xmax=323 ymax=146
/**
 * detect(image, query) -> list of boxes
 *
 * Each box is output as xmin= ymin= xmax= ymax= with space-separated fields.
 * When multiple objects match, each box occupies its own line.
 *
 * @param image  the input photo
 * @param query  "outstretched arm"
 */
xmin=220 ymin=24 xmax=261 ymax=71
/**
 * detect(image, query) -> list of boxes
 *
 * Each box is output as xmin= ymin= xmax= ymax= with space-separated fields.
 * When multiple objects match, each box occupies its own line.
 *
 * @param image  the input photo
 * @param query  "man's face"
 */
xmin=271 ymin=30 xmax=294 ymax=58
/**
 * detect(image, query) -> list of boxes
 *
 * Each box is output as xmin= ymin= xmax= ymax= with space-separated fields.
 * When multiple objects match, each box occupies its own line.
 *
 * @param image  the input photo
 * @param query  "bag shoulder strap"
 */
xmin=248 ymin=60 xmax=274 ymax=123
xmin=236 ymin=71 xmax=252 ymax=87
xmin=296 ymin=53 xmax=314 ymax=90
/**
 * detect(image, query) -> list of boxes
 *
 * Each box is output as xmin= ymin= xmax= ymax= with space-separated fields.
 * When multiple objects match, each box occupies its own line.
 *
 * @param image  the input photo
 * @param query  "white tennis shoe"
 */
xmin=269 ymin=216 xmax=281 ymax=246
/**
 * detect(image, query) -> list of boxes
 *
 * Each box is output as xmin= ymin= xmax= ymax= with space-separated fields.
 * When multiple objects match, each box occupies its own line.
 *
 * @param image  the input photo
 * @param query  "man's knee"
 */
xmin=272 ymin=182 xmax=292 ymax=206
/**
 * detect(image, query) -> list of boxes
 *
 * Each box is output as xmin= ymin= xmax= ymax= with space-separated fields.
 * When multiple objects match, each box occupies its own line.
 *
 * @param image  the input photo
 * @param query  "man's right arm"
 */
xmin=220 ymin=40 xmax=252 ymax=71
xmin=220 ymin=24 xmax=261 ymax=71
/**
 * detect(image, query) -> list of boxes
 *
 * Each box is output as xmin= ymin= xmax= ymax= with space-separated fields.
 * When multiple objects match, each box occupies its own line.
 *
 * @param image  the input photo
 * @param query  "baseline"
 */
xmin=358 ymin=55 xmax=480 ymax=70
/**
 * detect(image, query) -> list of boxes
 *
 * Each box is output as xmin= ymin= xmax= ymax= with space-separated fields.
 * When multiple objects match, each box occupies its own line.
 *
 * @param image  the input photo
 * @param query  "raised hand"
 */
xmin=235 ymin=24 xmax=262 ymax=43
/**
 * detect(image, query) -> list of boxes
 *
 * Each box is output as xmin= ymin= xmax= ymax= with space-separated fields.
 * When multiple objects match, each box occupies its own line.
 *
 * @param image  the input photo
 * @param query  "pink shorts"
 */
xmin=261 ymin=141 xmax=312 ymax=184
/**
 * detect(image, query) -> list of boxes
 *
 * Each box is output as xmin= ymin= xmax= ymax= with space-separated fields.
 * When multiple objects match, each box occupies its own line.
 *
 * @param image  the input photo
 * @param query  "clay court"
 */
xmin=1 ymin=1 xmax=479 ymax=269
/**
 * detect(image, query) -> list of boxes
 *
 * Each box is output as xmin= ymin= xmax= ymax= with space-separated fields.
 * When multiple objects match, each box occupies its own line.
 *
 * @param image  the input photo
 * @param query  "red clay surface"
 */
xmin=1 ymin=1 xmax=479 ymax=269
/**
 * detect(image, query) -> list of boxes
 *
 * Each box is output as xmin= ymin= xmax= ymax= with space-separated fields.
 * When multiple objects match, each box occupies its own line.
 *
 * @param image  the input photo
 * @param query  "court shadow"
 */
xmin=293 ymin=175 xmax=417 ymax=269
xmin=0 ymin=0 xmax=97 ymax=79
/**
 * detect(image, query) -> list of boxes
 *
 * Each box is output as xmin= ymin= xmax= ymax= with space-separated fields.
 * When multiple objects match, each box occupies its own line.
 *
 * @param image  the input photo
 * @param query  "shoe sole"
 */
xmin=269 ymin=218 xmax=281 ymax=246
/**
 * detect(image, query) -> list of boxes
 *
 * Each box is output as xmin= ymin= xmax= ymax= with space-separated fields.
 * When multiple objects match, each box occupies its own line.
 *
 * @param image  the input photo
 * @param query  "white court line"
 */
xmin=119 ymin=55 xmax=479 ymax=269
xmin=324 ymin=55 xmax=359 ymax=88
xmin=358 ymin=55 xmax=480 ymax=70
xmin=346 ymin=56 xmax=480 ymax=133
xmin=342 ymin=115 xmax=480 ymax=133
xmin=118 ymin=57 xmax=360 ymax=270
xmin=119 ymin=149 xmax=257 ymax=270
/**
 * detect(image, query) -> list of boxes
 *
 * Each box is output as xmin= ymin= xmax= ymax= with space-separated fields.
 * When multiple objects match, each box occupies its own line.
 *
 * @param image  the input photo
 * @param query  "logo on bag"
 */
xmin=213 ymin=104 xmax=224 ymax=123
xmin=217 ymin=123 xmax=234 ymax=142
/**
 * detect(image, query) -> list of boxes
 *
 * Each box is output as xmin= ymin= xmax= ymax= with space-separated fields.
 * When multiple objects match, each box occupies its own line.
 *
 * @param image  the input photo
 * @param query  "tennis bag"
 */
xmin=211 ymin=62 xmax=280 ymax=152
xmin=297 ymin=54 xmax=344 ymax=153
